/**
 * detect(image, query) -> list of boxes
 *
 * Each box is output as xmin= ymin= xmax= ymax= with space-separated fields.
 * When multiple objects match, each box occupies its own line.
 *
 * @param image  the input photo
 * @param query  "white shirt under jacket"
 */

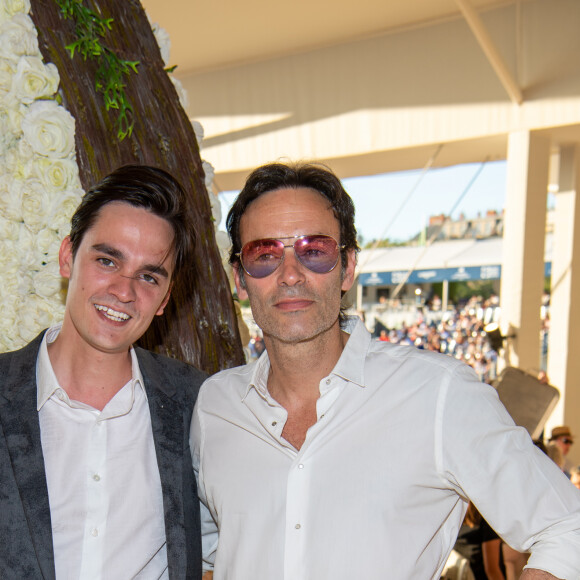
xmin=191 ymin=317 xmax=580 ymax=580
xmin=37 ymin=325 xmax=168 ymax=580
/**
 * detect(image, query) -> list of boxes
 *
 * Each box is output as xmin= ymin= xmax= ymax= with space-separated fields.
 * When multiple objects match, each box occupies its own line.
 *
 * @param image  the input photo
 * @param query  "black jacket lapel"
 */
xmin=138 ymin=348 xmax=191 ymax=579
xmin=0 ymin=333 xmax=55 ymax=579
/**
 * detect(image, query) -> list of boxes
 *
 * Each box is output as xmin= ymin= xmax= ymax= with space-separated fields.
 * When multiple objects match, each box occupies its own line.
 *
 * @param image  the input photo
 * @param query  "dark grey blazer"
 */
xmin=0 ymin=332 xmax=206 ymax=579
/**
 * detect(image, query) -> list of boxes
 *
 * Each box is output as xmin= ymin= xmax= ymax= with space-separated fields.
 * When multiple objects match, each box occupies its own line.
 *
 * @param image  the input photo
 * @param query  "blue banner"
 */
xmin=359 ymin=262 xmax=552 ymax=286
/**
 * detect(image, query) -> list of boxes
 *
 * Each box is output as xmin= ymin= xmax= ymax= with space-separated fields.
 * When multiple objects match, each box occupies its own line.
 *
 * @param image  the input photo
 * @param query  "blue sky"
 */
xmin=218 ymin=160 xmax=508 ymax=244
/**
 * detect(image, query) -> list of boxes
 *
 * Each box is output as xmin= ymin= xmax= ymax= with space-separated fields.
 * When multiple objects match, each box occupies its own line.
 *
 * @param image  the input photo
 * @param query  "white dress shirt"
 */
xmin=38 ymin=325 xmax=168 ymax=580
xmin=192 ymin=317 xmax=580 ymax=580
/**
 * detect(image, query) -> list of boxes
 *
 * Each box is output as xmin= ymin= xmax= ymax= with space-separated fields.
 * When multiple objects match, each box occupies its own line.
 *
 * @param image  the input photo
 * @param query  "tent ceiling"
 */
xmin=141 ymin=0 xmax=514 ymax=75
xmin=139 ymin=0 xmax=580 ymax=188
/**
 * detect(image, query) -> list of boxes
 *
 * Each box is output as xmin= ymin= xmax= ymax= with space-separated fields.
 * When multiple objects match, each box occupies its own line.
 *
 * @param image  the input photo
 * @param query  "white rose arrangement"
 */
xmin=0 ymin=0 xmax=83 ymax=352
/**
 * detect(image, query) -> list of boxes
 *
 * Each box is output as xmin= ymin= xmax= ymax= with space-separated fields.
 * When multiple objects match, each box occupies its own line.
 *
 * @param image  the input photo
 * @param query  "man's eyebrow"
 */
xmin=92 ymin=243 xmax=124 ymax=261
xmin=143 ymin=263 xmax=170 ymax=279
xmin=91 ymin=243 xmax=170 ymax=279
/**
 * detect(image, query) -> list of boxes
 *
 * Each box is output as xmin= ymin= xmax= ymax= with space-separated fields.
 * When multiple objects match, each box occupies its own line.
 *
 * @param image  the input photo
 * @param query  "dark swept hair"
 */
xmin=69 ymin=165 xmax=194 ymax=280
xmin=226 ymin=161 xmax=359 ymax=270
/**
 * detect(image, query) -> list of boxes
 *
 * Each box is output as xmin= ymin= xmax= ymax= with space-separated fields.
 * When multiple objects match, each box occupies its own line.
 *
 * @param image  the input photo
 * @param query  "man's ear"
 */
xmin=59 ymin=236 xmax=74 ymax=279
xmin=155 ymin=283 xmax=173 ymax=316
xmin=233 ymin=263 xmax=249 ymax=300
xmin=341 ymin=249 xmax=357 ymax=293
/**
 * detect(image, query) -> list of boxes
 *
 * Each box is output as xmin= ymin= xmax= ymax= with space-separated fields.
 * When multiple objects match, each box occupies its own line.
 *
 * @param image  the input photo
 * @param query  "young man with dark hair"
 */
xmin=0 ymin=165 xmax=205 ymax=579
xmin=192 ymin=161 xmax=580 ymax=580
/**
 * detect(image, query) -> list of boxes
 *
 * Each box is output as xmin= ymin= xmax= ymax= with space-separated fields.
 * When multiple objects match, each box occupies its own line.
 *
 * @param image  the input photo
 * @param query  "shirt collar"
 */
xmin=243 ymin=350 xmax=273 ymax=401
xmin=330 ymin=316 xmax=370 ymax=388
xmin=242 ymin=315 xmax=371 ymax=399
xmin=36 ymin=324 xmax=146 ymax=411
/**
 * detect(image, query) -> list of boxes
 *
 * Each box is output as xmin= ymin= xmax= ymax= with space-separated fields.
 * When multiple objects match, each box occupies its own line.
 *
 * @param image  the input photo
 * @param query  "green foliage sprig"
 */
xmin=55 ymin=0 xmax=139 ymax=140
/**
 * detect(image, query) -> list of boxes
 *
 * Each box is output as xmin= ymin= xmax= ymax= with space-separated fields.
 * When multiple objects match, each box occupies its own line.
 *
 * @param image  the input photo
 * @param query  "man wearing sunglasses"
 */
xmin=191 ymin=162 xmax=580 ymax=580
xmin=548 ymin=425 xmax=575 ymax=477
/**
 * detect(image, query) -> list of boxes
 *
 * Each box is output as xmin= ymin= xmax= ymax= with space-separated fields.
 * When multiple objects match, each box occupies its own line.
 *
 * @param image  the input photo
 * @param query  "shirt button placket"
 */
xmin=284 ymin=459 xmax=309 ymax=579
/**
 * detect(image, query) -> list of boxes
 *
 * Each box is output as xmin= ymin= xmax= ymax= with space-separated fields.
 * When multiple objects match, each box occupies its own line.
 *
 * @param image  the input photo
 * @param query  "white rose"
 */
xmin=22 ymin=100 xmax=75 ymax=158
xmin=192 ymin=120 xmax=204 ymax=147
xmin=0 ymin=238 xmax=21 ymax=276
xmin=202 ymin=160 xmax=215 ymax=190
xmin=32 ymin=261 xmax=63 ymax=298
xmin=11 ymin=56 xmax=59 ymax=103
xmin=150 ymin=21 xmax=171 ymax=66
xmin=170 ymin=76 xmax=188 ymax=110
xmin=17 ymin=221 xmax=37 ymax=268
xmin=17 ymin=305 xmax=48 ymax=343
xmin=16 ymin=134 xmax=34 ymax=162
xmin=18 ymin=294 xmax=64 ymax=344
xmin=3 ymin=138 xmax=32 ymax=179
xmin=0 ymin=56 xmax=15 ymax=99
xmin=0 ymin=213 xmax=19 ymax=240
xmin=0 ymin=0 xmax=31 ymax=24
xmin=32 ymin=157 xmax=80 ymax=192
xmin=21 ymin=177 xmax=52 ymax=232
xmin=0 ymin=263 xmax=20 ymax=300
xmin=50 ymin=187 xmax=83 ymax=232
xmin=35 ymin=227 xmax=62 ymax=263
xmin=214 ymin=230 xmax=233 ymax=273
xmin=215 ymin=230 xmax=230 ymax=251
xmin=0 ymin=102 xmax=24 ymax=154
xmin=0 ymin=300 xmax=19 ymax=351
xmin=0 ymin=112 xmax=17 ymax=153
xmin=0 ymin=13 xmax=38 ymax=59
xmin=0 ymin=174 xmax=24 ymax=220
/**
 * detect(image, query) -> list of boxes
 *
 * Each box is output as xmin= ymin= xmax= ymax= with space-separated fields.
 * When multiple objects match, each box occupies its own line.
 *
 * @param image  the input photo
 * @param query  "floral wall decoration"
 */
xmin=0 ymin=0 xmax=240 ymax=368
xmin=0 ymin=0 xmax=83 ymax=352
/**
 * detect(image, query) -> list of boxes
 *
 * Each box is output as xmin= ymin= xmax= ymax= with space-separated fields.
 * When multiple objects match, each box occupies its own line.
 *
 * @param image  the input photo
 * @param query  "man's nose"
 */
xmin=109 ymin=273 xmax=137 ymax=302
xmin=276 ymin=248 xmax=306 ymax=286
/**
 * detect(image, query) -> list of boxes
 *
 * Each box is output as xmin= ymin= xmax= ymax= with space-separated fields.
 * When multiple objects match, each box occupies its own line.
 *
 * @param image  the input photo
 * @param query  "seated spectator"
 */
xmin=548 ymin=426 xmax=574 ymax=476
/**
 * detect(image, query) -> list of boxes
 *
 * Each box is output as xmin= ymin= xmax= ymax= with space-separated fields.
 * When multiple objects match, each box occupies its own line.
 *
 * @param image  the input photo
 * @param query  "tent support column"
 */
xmin=499 ymin=130 xmax=549 ymax=372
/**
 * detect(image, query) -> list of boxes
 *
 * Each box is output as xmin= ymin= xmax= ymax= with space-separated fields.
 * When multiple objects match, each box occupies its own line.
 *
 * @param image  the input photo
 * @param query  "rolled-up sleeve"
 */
xmin=439 ymin=364 xmax=580 ymax=579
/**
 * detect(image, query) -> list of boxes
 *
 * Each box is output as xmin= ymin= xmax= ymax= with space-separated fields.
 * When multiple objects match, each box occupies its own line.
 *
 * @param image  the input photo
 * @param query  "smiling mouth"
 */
xmin=94 ymin=304 xmax=131 ymax=322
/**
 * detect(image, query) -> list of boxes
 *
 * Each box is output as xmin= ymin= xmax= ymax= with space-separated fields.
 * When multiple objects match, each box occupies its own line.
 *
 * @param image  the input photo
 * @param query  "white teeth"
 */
xmin=95 ymin=304 xmax=131 ymax=322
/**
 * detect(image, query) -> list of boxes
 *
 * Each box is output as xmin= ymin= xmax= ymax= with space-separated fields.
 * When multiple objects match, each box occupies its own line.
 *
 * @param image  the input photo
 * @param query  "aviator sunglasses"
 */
xmin=237 ymin=235 xmax=344 ymax=279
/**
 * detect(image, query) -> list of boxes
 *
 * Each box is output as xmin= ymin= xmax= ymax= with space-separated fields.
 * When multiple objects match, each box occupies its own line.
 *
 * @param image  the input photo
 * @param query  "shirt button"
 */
xmin=93 ymin=474 xmax=101 ymax=482
xmin=295 ymin=524 xmax=301 ymax=529
xmin=271 ymin=421 xmax=277 ymax=427
xmin=298 ymin=464 xmax=304 ymax=469
xmin=57 ymin=391 xmax=65 ymax=400
xmin=325 ymin=379 xmax=331 ymax=385
xmin=91 ymin=528 xmax=99 ymax=537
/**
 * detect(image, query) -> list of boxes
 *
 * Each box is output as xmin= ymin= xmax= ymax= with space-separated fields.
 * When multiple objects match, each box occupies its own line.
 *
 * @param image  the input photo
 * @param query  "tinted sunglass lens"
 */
xmin=294 ymin=236 xmax=339 ymax=273
xmin=241 ymin=239 xmax=284 ymax=278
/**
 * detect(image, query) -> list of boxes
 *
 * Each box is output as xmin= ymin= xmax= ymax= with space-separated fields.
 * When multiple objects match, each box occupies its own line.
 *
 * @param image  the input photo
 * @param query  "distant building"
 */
xmin=411 ymin=210 xmax=504 ymax=244
xmin=409 ymin=208 xmax=554 ymax=244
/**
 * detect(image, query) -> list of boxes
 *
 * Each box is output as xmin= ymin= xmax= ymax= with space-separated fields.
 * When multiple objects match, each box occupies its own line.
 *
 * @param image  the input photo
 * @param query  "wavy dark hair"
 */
xmin=69 ymin=165 xmax=195 ymax=280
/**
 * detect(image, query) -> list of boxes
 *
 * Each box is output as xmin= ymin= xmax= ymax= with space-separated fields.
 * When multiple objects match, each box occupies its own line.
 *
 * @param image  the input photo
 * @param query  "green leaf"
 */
xmin=54 ymin=0 xmax=140 ymax=142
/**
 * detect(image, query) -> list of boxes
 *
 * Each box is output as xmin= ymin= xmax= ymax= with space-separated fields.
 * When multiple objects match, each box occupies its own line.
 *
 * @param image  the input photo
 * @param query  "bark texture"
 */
xmin=29 ymin=0 xmax=245 ymax=373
